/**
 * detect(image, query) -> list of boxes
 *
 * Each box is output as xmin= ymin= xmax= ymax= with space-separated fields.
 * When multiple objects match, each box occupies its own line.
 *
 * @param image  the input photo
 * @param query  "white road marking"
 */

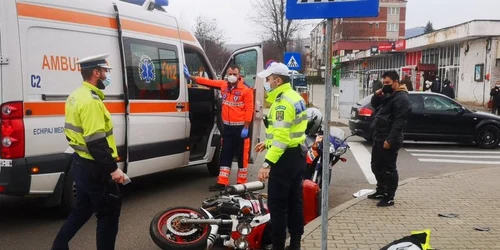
xmin=411 ymin=153 xmax=500 ymax=159
xmin=347 ymin=142 xmax=377 ymax=184
xmin=406 ymin=149 xmax=500 ymax=154
xmin=418 ymin=158 xmax=500 ymax=165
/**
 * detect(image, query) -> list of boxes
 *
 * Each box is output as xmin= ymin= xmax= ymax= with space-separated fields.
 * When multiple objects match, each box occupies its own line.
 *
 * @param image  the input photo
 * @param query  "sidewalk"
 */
xmin=301 ymin=167 xmax=500 ymax=250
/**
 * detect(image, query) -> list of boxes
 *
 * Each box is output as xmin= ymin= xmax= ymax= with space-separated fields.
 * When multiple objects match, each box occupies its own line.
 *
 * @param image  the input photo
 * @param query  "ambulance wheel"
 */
xmin=60 ymin=166 xmax=77 ymax=215
xmin=207 ymin=143 xmax=221 ymax=176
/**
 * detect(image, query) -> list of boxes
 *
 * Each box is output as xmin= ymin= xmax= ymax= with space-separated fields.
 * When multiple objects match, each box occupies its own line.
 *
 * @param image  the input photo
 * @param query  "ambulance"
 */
xmin=0 ymin=0 xmax=264 ymax=212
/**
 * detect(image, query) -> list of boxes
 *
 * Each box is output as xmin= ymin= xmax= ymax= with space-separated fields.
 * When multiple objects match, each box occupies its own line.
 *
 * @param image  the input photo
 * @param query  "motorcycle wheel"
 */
xmin=150 ymin=206 xmax=210 ymax=250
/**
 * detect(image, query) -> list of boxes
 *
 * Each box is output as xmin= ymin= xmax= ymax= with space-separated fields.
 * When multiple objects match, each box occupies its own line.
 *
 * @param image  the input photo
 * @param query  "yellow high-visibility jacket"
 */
xmin=264 ymin=83 xmax=308 ymax=165
xmin=64 ymin=82 xmax=118 ymax=173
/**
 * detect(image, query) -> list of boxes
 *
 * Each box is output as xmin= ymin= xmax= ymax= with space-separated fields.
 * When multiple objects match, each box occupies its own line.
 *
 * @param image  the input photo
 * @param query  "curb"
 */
xmin=301 ymin=177 xmax=418 ymax=240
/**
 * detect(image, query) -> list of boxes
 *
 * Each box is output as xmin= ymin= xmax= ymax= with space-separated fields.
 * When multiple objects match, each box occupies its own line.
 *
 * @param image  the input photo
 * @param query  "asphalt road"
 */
xmin=1 ymin=84 xmax=499 ymax=249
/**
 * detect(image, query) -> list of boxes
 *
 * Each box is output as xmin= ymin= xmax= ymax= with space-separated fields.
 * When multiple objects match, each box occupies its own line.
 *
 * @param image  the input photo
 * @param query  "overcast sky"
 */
xmin=166 ymin=0 xmax=500 ymax=44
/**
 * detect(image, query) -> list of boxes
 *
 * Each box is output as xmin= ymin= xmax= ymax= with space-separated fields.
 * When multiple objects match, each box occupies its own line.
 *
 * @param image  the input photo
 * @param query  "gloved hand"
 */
xmin=241 ymin=128 xmax=249 ymax=138
xmin=183 ymin=64 xmax=191 ymax=80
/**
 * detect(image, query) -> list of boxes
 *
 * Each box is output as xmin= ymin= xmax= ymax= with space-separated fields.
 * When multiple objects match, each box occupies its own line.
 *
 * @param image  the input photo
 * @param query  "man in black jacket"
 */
xmin=368 ymin=71 xmax=412 ymax=207
xmin=490 ymin=82 xmax=500 ymax=115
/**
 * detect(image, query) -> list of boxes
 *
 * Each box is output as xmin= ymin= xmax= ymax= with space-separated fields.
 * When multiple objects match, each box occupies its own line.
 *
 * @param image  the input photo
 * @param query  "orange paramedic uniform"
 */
xmin=194 ymin=77 xmax=254 ymax=185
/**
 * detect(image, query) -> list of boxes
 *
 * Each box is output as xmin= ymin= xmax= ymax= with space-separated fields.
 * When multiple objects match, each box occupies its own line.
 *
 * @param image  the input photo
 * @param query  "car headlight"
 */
xmin=236 ymin=222 xmax=252 ymax=236
xmin=335 ymin=146 xmax=347 ymax=156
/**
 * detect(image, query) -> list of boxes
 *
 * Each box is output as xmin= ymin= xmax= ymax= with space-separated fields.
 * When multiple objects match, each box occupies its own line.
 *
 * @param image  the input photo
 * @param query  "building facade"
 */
xmin=307 ymin=0 xmax=407 ymax=76
xmin=339 ymin=20 xmax=500 ymax=106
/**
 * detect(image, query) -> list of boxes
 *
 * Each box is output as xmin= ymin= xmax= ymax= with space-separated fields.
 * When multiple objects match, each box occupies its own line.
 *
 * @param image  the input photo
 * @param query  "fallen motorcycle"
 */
xmin=150 ymin=181 xmax=273 ymax=250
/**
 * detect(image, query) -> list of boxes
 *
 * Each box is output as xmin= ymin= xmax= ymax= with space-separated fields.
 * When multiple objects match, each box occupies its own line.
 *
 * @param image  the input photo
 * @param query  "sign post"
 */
xmin=286 ymin=1 xmax=379 ymax=250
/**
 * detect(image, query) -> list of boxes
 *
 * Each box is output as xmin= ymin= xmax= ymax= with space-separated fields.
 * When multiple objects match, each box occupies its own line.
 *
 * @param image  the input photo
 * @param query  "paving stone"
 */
xmin=302 ymin=168 xmax=500 ymax=249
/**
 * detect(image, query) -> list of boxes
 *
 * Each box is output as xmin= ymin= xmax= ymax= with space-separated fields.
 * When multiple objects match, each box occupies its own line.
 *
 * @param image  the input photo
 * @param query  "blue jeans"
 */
xmin=51 ymin=154 xmax=121 ymax=250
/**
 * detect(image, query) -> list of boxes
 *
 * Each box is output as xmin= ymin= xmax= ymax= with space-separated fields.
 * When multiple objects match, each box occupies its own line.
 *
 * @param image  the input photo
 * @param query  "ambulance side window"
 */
xmin=184 ymin=49 xmax=213 ymax=81
xmin=124 ymin=38 xmax=180 ymax=100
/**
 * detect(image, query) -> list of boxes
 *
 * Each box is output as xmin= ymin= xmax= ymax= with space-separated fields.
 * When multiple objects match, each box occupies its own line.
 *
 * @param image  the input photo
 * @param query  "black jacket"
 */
xmin=370 ymin=90 xmax=412 ymax=147
xmin=491 ymin=86 xmax=500 ymax=106
xmin=441 ymin=85 xmax=455 ymax=99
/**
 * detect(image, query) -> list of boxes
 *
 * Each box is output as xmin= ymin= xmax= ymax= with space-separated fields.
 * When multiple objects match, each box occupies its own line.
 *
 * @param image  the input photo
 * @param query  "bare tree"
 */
xmin=250 ymin=0 xmax=302 ymax=57
xmin=193 ymin=15 xmax=230 ymax=73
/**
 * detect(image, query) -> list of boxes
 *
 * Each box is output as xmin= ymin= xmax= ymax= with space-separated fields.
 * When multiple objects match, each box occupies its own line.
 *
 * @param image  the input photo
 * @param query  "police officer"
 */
xmin=368 ymin=70 xmax=411 ymax=207
xmin=255 ymin=62 xmax=308 ymax=250
xmin=183 ymin=64 xmax=254 ymax=191
xmin=51 ymin=54 xmax=126 ymax=250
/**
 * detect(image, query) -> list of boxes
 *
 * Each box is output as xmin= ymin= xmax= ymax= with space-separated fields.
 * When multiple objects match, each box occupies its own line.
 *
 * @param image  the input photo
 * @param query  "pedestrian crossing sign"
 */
xmin=284 ymin=52 xmax=302 ymax=71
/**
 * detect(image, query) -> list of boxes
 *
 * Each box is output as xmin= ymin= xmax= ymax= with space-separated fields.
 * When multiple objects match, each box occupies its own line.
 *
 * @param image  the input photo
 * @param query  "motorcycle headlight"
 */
xmin=335 ymin=146 xmax=347 ymax=156
xmin=235 ymin=236 xmax=249 ymax=249
xmin=329 ymin=144 xmax=335 ymax=154
xmin=236 ymin=222 xmax=252 ymax=236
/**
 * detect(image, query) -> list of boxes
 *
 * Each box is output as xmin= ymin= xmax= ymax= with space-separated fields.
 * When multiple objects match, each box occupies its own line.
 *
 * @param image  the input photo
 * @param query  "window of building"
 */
xmin=387 ymin=23 xmax=399 ymax=32
xmin=388 ymin=7 xmax=400 ymax=15
xmin=375 ymin=22 xmax=380 ymax=28
xmin=124 ymin=38 xmax=180 ymax=100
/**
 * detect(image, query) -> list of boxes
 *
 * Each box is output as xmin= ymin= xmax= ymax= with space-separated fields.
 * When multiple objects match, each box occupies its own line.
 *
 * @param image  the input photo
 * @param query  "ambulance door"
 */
xmin=221 ymin=45 xmax=264 ymax=163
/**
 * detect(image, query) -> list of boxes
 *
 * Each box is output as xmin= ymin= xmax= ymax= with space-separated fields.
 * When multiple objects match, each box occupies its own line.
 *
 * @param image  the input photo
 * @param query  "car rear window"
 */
xmin=357 ymin=94 xmax=373 ymax=106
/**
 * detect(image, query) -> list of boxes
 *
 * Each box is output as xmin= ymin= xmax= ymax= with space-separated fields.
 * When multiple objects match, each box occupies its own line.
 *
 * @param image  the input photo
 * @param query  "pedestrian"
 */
xmin=403 ymin=75 xmax=414 ymax=91
xmin=368 ymin=70 xmax=411 ymax=207
xmin=51 ymin=54 xmax=126 ymax=250
xmin=183 ymin=64 xmax=254 ymax=191
xmin=372 ymin=74 xmax=383 ymax=93
xmin=431 ymin=76 xmax=441 ymax=93
xmin=441 ymin=79 xmax=455 ymax=99
xmin=400 ymin=79 xmax=413 ymax=92
xmin=490 ymin=81 xmax=500 ymax=115
xmin=254 ymin=61 xmax=308 ymax=250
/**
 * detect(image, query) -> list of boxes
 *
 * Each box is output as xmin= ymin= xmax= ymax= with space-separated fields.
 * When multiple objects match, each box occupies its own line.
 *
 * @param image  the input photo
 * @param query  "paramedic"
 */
xmin=183 ymin=64 xmax=254 ymax=191
xmin=51 ymin=54 xmax=126 ymax=250
xmin=255 ymin=62 xmax=308 ymax=250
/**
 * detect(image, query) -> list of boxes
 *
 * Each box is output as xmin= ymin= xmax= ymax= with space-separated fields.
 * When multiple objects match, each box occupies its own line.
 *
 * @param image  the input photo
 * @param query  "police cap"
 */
xmin=76 ymin=54 xmax=113 ymax=70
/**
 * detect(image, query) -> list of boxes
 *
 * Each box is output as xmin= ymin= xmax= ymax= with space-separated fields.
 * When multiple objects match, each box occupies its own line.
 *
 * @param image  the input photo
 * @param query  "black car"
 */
xmin=349 ymin=92 xmax=500 ymax=149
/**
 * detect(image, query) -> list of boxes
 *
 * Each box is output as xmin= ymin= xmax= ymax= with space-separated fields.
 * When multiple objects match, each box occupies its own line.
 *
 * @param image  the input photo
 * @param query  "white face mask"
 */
xmin=227 ymin=75 xmax=238 ymax=84
xmin=102 ymin=72 xmax=112 ymax=87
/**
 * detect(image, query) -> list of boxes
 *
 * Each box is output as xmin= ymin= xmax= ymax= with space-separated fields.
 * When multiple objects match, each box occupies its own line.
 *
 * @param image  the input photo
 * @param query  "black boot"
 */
xmin=377 ymin=196 xmax=395 ymax=207
xmin=367 ymin=191 xmax=386 ymax=200
xmin=272 ymin=236 xmax=286 ymax=250
xmin=285 ymin=235 xmax=302 ymax=250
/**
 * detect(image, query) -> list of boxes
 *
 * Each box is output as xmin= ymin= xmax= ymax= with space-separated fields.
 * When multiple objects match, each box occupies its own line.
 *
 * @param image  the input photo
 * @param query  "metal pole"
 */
xmin=321 ymin=18 xmax=333 ymax=250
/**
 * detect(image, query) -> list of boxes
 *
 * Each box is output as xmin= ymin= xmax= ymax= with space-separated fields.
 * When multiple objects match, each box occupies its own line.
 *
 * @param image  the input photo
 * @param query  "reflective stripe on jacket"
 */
xmin=195 ymin=77 xmax=254 ymax=126
xmin=264 ymin=83 xmax=307 ymax=164
xmin=65 ymin=82 xmax=118 ymax=162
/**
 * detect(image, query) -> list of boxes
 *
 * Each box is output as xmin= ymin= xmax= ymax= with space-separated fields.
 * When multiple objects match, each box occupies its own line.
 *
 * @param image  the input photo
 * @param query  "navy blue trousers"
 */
xmin=51 ymin=154 xmax=121 ymax=250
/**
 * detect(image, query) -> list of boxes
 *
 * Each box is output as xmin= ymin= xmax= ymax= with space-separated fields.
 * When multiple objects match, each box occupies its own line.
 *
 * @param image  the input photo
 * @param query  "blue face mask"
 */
xmin=102 ymin=72 xmax=112 ymax=87
xmin=264 ymin=82 xmax=272 ymax=92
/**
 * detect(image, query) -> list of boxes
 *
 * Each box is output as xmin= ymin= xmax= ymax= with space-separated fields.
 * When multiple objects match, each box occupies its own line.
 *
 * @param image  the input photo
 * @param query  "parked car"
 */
xmin=349 ymin=92 xmax=500 ymax=148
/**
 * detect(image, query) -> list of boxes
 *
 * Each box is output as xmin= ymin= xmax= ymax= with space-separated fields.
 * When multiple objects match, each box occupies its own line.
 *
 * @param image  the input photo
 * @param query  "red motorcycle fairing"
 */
xmin=231 ymin=223 xmax=268 ymax=249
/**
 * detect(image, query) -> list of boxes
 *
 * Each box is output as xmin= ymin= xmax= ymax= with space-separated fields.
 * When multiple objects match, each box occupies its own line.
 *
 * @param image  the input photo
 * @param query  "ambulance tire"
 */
xmin=60 ymin=166 xmax=77 ymax=215
xmin=207 ymin=143 xmax=221 ymax=176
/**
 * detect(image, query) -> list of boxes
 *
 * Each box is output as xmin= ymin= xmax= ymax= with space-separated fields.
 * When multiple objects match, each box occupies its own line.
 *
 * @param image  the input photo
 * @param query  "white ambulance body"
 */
xmin=0 ymin=0 xmax=264 ymax=211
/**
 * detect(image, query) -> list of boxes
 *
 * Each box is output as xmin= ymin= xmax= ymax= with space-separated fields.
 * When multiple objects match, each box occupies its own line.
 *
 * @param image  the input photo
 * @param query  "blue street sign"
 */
xmin=286 ymin=0 xmax=379 ymax=20
xmin=284 ymin=52 xmax=302 ymax=71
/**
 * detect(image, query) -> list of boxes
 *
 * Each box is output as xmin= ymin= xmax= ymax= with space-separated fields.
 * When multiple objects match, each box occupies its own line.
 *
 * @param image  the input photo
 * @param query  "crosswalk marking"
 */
xmin=405 ymin=148 xmax=500 ymax=165
xmin=418 ymin=159 xmax=500 ymax=165
xmin=411 ymin=153 xmax=500 ymax=159
xmin=347 ymin=142 xmax=377 ymax=184
xmin=405 ymin=149 xmax=500 ymax=154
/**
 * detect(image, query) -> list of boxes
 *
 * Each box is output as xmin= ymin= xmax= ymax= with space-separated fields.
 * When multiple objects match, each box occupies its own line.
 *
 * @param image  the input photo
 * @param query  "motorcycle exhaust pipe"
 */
xmin=227 ymin=181 xmax=265 ymax=195
xmin=206 ymin=225 xmax=219 ymax=250
xmin=181 ymin=218 xmax=232 ymax=225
